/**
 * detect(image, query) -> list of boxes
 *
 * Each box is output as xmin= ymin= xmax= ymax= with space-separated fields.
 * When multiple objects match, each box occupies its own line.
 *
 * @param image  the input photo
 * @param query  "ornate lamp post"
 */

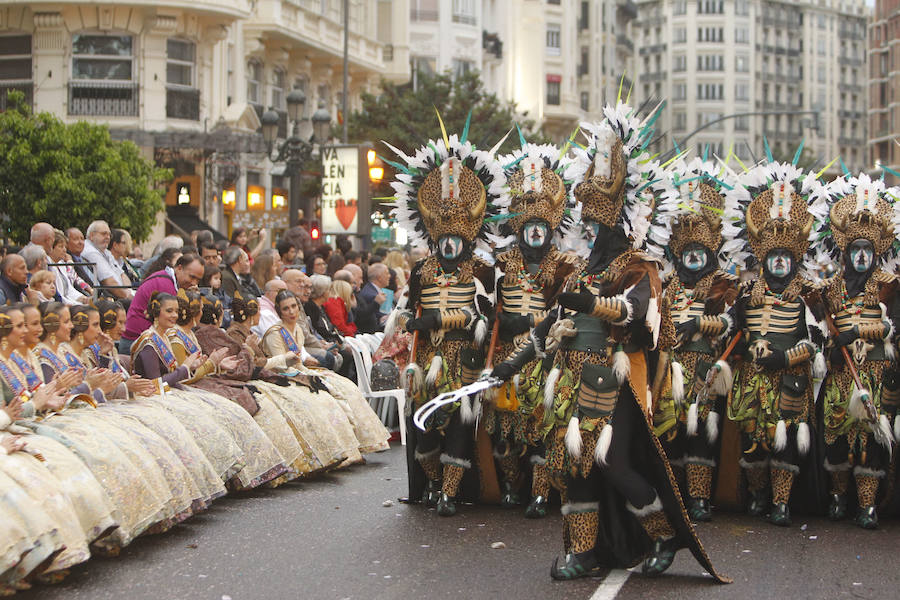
xmin=261 ymin=89 xmax=332 ymax=224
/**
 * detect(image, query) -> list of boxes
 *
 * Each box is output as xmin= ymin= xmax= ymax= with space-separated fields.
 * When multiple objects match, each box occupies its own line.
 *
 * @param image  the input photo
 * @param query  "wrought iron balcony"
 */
xmin=68 ymin=81 xmax=138 ymax=117
xmin=616 ymin=34 xmax=634 ymax=53
xmin=410 ymin=8 xmax=438 ymax=22
xmin=639 ymin=71 xmax=667 ymax=82
xmin=0 ymin=82 xmax=32 ymax=111
xmin=166 ymin=87 xmax=200 ymax=121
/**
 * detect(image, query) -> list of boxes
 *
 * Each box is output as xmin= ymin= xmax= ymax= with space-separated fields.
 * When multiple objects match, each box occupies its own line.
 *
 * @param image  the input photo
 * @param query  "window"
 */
xmin=818 ymin=64 xmax=826 ymax=83
xmin=673 ymin=0 xmax=686 ymax=15
xmin=698 ymin=112 xmax=723 ymax=129
xmin=674 ymin=28 xmax=687 ymax=44
xmin=546 ymin=78 xmax=560 ymax=105
xmin=70 ymin=34 xmax=137 ymax=116
xmin=735 ymin=0 xmax=749 ymax=16
xmin=579 ymin=46 xmax=589 ymax=75
xmin=817 ymin=38 xmax=826 ymax=56
xmin=271 ymin=68 xmax=285 ymax=110
xmin=546 ymin=24 xmax=561 ymax=55
xmin=579 ymin=1 xmax=589 ymax=29
xmin=410 ymin=0 xmax=439 ymax=22
xmin=673 ymin=111 xmax=687 ymax=131
xmin=0 ymin=34 xmax=32 ymax=110
xmin=697 ymin=83 xmax=724 ymax=100
xmin=247 ymin=60 xmax=263 ymax=106
xmin=72 ymin=34 xmax=133 ymax=81
xmin=166 ymin=39 xmax=198 ymax=120
xmin=452 ymin=59 xmax=473 ymax=79
xmin=580 ymin=91 xmax=589 ymax=111
xmin=673 ymin=83 xmax=687 ymax=100
xmin=673 ymin=55 xmax=687 ymax=72
xmin=735 ymin=82 xmax=749 ymax=101
xmin=697 ymin=55 xmax=724 ymax=71
xmin=410 ymin=56 xmax=436 ymax=91
xmin=452 ymin=0 xmax=476 ymax=25
xmin=697 ymin=0 xmax=724 ymax=14
xmin=735 ymin=27 xmax=749 ymax=44
xmin=697 ymin=27 xmax=724 ymax=42
xmin=735 ymin=54 xmax=749 ymax=72
xmin=734 ymin=115 xmax=750 ymax=131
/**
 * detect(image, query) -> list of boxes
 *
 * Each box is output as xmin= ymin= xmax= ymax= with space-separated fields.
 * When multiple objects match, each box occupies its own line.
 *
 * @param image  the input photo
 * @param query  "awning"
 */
xmin=166 ymin=205 xmax=227 ymax=241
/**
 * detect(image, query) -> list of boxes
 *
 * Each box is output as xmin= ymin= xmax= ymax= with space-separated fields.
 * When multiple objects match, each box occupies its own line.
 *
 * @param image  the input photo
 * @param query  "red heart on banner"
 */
xmin=335 ymin=198 xmax=357 ymax=230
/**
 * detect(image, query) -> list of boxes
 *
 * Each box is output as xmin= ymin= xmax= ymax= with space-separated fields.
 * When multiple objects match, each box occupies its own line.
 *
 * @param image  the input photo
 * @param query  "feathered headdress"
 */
xmin=386 ymin=112 xmax=508 ymax=261
xmin=652 ymin=152 xmax=737 ymax=276
xmin=564 ymin=101 xmax=674 ymax=260
xmin=806 ymin=173 xmax=900 ymax=281
xmin=721 ymin=154 xmax=822 ymax=279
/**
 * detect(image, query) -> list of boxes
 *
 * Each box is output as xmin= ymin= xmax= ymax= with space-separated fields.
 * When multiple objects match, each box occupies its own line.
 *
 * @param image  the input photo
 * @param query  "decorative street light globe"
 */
xmin=260 ymin=108 xmax=280 ymax=146
xmin=286 ymin=88 xmax=306 ymax=123
xmin=311 ymin=103 xmax=331 ymax=142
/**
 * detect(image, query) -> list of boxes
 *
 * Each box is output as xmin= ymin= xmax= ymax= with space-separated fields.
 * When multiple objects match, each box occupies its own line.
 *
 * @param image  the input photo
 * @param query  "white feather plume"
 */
xmin=774 ymin=419 xmax=787 ymax=452
xmin=595 ymin=423 xmax=614 ymax=466
xmin=565 ymin=416 xmax=582 ymax=459
xmin=706 ymin=411 xmax=720 ymax=445
xmin=671 ymin=361 xmax=685 ymax=406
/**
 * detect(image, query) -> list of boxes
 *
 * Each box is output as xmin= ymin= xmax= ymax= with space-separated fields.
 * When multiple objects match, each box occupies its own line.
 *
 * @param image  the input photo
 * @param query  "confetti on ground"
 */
xmin=382 ymin=500 xmax=394 ymax=507
xmin=491 ymin=542 xmax=506 ymax=549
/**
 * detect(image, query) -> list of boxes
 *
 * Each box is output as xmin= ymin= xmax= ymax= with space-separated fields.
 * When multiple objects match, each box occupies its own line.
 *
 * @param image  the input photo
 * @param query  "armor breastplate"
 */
xmin=420 ymin=280 xmax=476 ymax=310
xmin=500 ymin=283 xmax=547 ymax=318
xmin=834 ymin=296 xmax=886 ymax=361
xmin=745 ymin=296 xmax=804 ymax=350
xmin=670 ymin=291 xmax=714 ymax=354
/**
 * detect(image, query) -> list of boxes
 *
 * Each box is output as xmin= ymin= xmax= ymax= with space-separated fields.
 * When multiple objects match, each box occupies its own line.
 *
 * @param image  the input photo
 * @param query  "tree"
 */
xmin=346 ymin=69 xmax=548 ymax=162
xmin=0 ymin=92 xmax=171 ymax=243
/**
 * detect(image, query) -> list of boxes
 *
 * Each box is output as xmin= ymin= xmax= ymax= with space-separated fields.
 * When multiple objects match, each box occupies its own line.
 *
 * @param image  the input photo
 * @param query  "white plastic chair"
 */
xmin=344 ymin=336 xmax=407 ymax=445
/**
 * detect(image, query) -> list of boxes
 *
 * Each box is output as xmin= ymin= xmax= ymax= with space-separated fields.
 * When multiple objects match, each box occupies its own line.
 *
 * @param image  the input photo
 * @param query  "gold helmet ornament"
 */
xmin=387 ymin=111 xmax=508 ymax=260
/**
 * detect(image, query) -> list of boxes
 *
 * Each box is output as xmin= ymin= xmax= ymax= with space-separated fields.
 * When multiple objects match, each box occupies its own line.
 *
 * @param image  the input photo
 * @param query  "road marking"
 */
xmin=589 ymin=569 xmax=631 ymax=600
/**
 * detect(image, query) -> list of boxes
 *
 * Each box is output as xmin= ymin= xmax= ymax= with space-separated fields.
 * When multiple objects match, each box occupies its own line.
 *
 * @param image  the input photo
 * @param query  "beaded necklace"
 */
xmin=838 ymin=280 xmax=865 ymax=316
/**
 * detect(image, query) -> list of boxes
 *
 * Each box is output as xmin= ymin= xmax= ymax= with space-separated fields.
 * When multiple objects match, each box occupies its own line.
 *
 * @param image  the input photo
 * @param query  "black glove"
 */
xmin=557 ymin=291 xmax=595 ymax=314
xmin=675 ymin=318 xmax=699 ymax=342
xmin=498 ymin=313 xmax=532 ymax=338
xmin=755 ymin=350 xmax=787 ymax=370
xmin=491 ymin=362 xmax=517 ymax=381
xmin=835 ymin=327 xmax=860 ymax=347
xmin=405 ymin=313 xmax=439 ymax=333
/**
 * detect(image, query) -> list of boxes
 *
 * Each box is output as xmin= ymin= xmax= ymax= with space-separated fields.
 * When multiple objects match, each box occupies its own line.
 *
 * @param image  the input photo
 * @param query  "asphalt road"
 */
xmin=20 ymin=445 xmax=900 ymax=600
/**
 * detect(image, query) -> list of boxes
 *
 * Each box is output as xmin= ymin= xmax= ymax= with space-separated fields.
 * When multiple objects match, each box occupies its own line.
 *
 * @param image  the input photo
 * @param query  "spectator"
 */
xmin=323 ymin=280 xmax=357 ymax=337
xmin=305 ymin=274 xmax=355 ymax=378
xmin=65 ymin=227 xmax=97 ymax=287
xmin=129 ymin=245 xmax=144 ymax=261
xmin=82 ymin=220 xmax=132 ymax=300
xmin=326 ymin=253 xmax=346 ymax=277
xmin=283 ymin=214 xmax=313 ymax=260
xmin=335 ymin=235 xmax=352 ymax=256
xmin=281 ymin=268 xmax=341 ymax=370
xmin=122 ymin=253 xmax=204 ymax=352
xmin=276 ymin=239 xmax=297 ymax=267
xmin=200 ymin=242 xmax=221 ymax=268
xmin=141 ymin=247 xmax=183 ymax=278
xmin=25 ymin=222 xmax=54 ymax=254
xmin=220 ymin=247 xmax=256 ymax=299
xmin=306 ymin=254 xmax=328 ymax=276
xmin=142 ymin=234 xmax=185 ymax=277
xmin=215 ymin=239 xmax=229 ymax=254
xmin=29 ymin=270 xmax=56 ymax=303
xmin=110 ymin=229 xmax=141 ymax=290
xmin=0 ymin=254 xmax=28 ymax=305
xmin=344 ymin=263 xmax=363 ymax=292
xmin=48 ymin=230 xmax=89 ymax=304
xmin=356 ymin=262 xmax=389 ymax=333
xmin=19 ymin=244 xmax=47 ymax=278
xmin=384 ymin=250 xmax=409 ymax=290
xmin=193 ymin=229 xmax=214 ymax=248
xmin=344 ymin=250 xmax=361 ymax=266
xmin=200 ymin=264 xmax=226 ymax=303
xmin=314 ymin=244 xmax=333 ymax=262
xmin=252 ymin=279 xmax=287 ymax=338
xmin=230 ymin=227 xmax=269 ymax=261
xmin=251 ymin=248 xmax=281 ymax=292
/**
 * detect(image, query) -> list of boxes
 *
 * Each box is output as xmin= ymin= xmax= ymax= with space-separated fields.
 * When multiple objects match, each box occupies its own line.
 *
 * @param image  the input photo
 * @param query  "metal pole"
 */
xmin=342 ymin=0 xmax=349 ymax=143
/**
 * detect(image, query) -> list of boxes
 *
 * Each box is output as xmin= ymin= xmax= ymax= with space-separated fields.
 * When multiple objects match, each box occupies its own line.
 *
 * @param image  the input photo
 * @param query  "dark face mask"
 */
xmin=518 ymin=220 xmax=553 ymax=263
xmin=762 ymin=249 xmax=797 ymax=293
xmin=843 ymin=239 xmax=876 ymax=297
xmin=586 ymin=222 xmax=631 ymax=274
xmin=436 ymin=235 xmax=470 ymax=273
xmin=675 ymin=244 xmax=716 ymax=286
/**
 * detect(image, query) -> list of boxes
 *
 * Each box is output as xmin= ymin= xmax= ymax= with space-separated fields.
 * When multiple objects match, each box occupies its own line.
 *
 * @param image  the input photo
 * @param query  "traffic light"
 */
xmin=310 ymin=220 xmax=320 ymax=240
xmin=367 ymin=148 xmax=384 ymax=182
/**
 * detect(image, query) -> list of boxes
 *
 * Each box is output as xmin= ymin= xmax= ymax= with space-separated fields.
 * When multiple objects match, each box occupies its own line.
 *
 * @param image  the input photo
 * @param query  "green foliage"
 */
xmin=0 ymin=91 xmax=171 ymax=243
xmin=346 ymin=69 xmax=547 ymax=160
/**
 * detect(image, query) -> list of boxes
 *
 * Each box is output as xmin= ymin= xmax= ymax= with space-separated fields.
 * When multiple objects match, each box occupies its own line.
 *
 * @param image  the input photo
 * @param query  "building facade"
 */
xmin=869 ymin=0 xmax=900 ymax=180
xmin=0 ymin=0 xmax=409 ymax=246
xmin=633 ymin=0 xmax=868 ymax=172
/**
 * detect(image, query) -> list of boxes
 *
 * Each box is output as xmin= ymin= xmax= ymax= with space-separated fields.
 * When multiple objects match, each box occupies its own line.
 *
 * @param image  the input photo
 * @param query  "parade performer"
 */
xmin=722 ymin=153 xmax=826 ymax=526
xmin=492 ymin=102 xmax=727 ymax=582
xmin=808 ymin=173 xmax=899 ymax=529
xmin=388 ymin=115 xmax=506 ymax=516
xmin=486 ymin=141 xmax=582 ymax=516
xmin=651 ymin=154 xmax=739 ymax=522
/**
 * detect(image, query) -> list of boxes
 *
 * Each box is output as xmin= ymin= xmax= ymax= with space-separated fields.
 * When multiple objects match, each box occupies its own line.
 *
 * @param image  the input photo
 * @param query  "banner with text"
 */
xmin=321 ymin=146 xmax=360 ymax=234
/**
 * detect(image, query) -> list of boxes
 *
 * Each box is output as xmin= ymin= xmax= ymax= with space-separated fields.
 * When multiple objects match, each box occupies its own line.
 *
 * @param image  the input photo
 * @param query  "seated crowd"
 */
xmin=0 ymin=219 xmax=414 ymax=594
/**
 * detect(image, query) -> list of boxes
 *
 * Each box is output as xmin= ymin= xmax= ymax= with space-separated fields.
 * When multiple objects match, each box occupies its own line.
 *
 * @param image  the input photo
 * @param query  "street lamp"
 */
xmin=261 ymin=90 xmax=332 ymax=226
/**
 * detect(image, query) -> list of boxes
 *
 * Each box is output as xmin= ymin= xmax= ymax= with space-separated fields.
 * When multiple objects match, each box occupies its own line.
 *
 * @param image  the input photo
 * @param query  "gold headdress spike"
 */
xmin=501 ymin=143 xmax=571 ymax=234
xmin=176 ymin=288 xmax=189 ymax=301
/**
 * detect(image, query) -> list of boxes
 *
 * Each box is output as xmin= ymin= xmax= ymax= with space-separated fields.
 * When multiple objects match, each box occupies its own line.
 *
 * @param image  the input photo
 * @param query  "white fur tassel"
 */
xmin=612 ymin=350 xmax=630 ymax=384
xmin=459 ymin=396 xmax=475 ymax=424
xmin=512 ymin=373 xmax=521 ymax=394
xmin=812 ymin=352 xmax=826 ymax=380
xmin=474 ymin=318 xmax=488 ymax=347
xmin=894 ymin=415 xmax=900 ymax=445
xmin=565 ymin=416 xmax=582 ymax=459
xmin=480 ymin=369 xmax=497 ymax=401
xmin=425 ymin=355 xmax=443 ymax=388
xmin=671 ymin=361 xmax=685 ymax=407
xmin=797 ymin=421 xmax=810 ymax=456
xmin=595 ymin=423 xmax=614 ymax=466
xmin=544 ymin=367 xmax=561 ymax=412
xmin=774 ymin=419 xmax=787 ymax=452
xmin=686 ymin=402 xmax=699 ymax=437
xmin=405 ymin=363 xmax=424 ymax=394
xmin=710 ymin=360 xmax=733 ymax=396
xmin=849 ymin=387 xmax=869 ymax=421
xmin=706 ymin=411 xmax=720 ymax=445
xmin=878 ymin=415 xmax=894 ymax=453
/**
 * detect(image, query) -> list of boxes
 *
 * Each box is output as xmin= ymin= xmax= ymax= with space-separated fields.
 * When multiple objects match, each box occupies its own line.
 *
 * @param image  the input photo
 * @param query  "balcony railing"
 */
xmin=166 ymin=87 xmax=200 ymax=121
xmin=68 ymin=81 xmax=139 ymax=117
xmin=452 ymin=13 xmax=477 ymax=26
xmin=639 ymin=43 xmax=666 ymax=56
xmin=410 ymin=8 xmax=438 ymax=22
xmin=616 ymin=34 xmax=634 ymax=53
xmin=839 ymin=82 xmax=864 ymax=94
xmin=0 ymin=82 xmax=32 ymax=111
xmin=639 ymin=71 xmax=667 ymax=82
xmin=838 ymin=26 xmax=866 ymax=41
xmin=839 ymin=56 xmax=864 ymax=67
xmin=838 ymin=136 xmax=866 ymax=147
xmin=838 ymin=109 xmax=864 ymax=120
